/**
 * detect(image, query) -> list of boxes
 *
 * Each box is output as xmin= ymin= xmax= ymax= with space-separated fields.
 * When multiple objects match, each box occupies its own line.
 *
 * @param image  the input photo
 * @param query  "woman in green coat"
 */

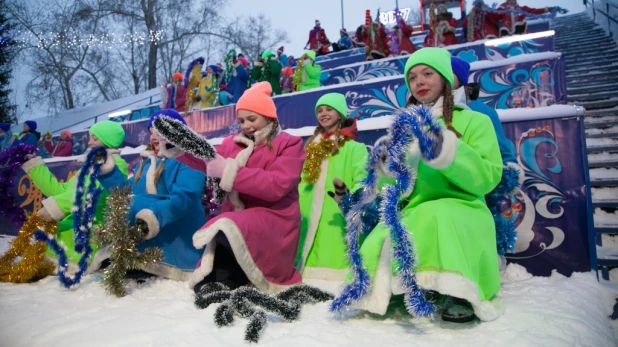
xmin=21 ymin=121 xmax=128 ymax=272
xmin=336 ymin=48 xmax=503 ymax=323
xmin=250 ymin=50 xmax=283 ymax=95
xmin=297 ymin=50 xmax=322 ymax=91
xmin=296 ymin=93 xmax=368 ymax=280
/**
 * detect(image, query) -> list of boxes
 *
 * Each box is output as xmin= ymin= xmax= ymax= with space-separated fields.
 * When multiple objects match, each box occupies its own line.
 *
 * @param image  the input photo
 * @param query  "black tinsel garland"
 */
xmin=194 ymin=284 xmax=334 ymax=343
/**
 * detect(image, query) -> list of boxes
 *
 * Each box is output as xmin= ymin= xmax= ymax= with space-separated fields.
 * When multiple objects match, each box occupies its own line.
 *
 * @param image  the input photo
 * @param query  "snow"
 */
xmin=0 ymin=235 xmax=615 ymax=347
xmin=597 ymin=245 xmax=618 ymax=260
xmin=589 ymin=153 xmax=618 ymax=163
xmin=587 ymin=137 xmax=618 ymax=147
xmin=595 ymin=208 xmax=618 ymax=226
xmin=587 ymin=125 xmax=618 ymax=135
xmin=592 ymin=187 xmax=618 ymax=201
xmin=590 ymin=168 xmax=618 ymax=179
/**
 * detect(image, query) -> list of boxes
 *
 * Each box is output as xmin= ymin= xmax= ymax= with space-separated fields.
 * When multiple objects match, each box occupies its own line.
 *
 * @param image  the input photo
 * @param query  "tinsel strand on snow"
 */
xmin=0 ymin=144 xmax=38 ymax=227
xmin=380 ymin=106 xmax=437 ymax=317
xmin=302 ymin=136 xmax=350 ymax=184
xmin=34 ymin=147 xmax=106 ymax=288
xmin=93 ymin=185 xmax=164 ymax=297
xmin=485 ymin=165 xmax=522 ymax=255
xmin=195 ymin=284 xmax=333 ymax=343
xmin=0 ymin=213 xmax=57 ymax=283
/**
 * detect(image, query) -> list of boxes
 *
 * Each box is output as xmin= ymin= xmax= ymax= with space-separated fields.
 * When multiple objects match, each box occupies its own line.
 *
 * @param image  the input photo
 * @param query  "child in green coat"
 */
xmin=21 ymin=121 xmax=129 ymax=272
xmin=296 ymin=93 xmax=368 ymax=280
xmin=296 ymin=50 xmax=322 ymax=91
xmin=335 ymin=48 xmax=503 ymax=324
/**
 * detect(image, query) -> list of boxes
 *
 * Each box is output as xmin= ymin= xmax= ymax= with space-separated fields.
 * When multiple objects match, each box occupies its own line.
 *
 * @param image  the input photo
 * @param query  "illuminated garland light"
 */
xmin=11 ymin=29 xmax=165 ymax=50
xmin=484 ymin=30 xmax=555 ymax=46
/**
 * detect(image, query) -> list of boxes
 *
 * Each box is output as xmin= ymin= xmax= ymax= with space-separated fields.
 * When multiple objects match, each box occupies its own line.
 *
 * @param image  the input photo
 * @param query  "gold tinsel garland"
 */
xmin=302 ymin=137 xmax=350 ymax=184
xmin=0 ymin=213 xmax=57 ymax=283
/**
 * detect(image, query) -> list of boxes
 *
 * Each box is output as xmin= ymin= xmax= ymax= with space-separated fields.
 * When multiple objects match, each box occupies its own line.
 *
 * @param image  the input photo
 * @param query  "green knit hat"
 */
xmin=303 ymin=50 xmax=316 ymax=61
xmin=404 ymin=47 xmax=454 ymax=93
xmin=315 ymin=93 xmax=347 ymax=120
xmin=89 ymin=121 xmax=125 ymax=148
xmin=261 ymin=50 xmax=275 ymax=60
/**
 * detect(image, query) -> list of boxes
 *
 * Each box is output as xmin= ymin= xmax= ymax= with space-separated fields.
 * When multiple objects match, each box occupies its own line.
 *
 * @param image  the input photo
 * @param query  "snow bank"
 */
xmin=0 ymin=236 xmax=615 ymax=347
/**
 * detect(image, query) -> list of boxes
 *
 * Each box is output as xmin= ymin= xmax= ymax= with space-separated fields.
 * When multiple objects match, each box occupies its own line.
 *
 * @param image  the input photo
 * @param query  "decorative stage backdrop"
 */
xmin=3 ymin=114 xmax=594 ymax=278
xmin=320 ymin=35 xmax=555 ymax=86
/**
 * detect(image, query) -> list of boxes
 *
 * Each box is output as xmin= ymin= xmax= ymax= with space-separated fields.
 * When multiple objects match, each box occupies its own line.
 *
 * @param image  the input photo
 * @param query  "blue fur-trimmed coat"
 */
xmin=97 ymin=148 xmax=206 ymax=281
xmin=226 ymin=63 xmax=250 ymax=103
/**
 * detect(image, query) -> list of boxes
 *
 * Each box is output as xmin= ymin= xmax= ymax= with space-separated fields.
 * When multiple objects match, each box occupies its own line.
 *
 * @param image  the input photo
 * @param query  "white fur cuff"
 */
xmin=41 ymin=197 xmax=66 ymax=221
xmin=219 ymin=158 xmax=240 ymax=192
xmin=22 ymin=156 xmax=44 ymax=174
xmin=99 ymin=153 xmax=117 ymax=175
xmin=424 ymin=130 xmax=458 ymax=170
xmin=136 ymin=209 xmax=160 ymax=240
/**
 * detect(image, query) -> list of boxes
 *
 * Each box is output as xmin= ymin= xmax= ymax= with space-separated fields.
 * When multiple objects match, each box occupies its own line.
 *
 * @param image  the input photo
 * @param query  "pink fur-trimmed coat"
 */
xmin=179 ymin=124 xmax=305 ymax=293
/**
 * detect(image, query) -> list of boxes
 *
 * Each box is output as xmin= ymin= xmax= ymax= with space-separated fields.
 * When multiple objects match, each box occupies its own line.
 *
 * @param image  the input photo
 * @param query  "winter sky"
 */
xmin=10 ymin=0 xmax=587 ymax=121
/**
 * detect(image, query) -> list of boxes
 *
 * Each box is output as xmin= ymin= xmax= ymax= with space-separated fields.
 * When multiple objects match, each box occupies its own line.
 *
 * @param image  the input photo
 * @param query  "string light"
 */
xmin=11 ymin=29 xmax=165 ymax=50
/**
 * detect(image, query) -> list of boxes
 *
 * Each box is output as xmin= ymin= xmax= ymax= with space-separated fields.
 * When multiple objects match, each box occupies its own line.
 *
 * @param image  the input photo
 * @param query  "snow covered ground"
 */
xmin=0 ymin=236 xmax=617 ymax=347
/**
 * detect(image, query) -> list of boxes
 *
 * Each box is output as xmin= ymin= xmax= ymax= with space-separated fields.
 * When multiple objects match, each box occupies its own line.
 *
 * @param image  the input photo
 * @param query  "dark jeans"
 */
xmin=211 ymin=232 xmax=249 ymax=288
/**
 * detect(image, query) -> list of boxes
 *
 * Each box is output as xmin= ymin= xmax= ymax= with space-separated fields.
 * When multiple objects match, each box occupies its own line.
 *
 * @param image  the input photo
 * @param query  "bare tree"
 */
xmin=219 ymin=14 xmax=289 ymax=63
xmin=7 ymin=0 xmax=115 ymax=112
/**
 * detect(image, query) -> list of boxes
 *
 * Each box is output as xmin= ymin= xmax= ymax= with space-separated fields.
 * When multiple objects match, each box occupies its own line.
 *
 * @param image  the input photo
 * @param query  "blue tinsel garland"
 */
xmin=331 ymin=106 xmax=438 ymax=316
xmin=35 ymin=147 xmax=106 ymax=288
xmin=329 ymin=137 xmax=386 ymax=313
xmin=485 ymin=164 xmax=522 ymax=255
xmin=380 ymin=106 xmax=436 ymax=317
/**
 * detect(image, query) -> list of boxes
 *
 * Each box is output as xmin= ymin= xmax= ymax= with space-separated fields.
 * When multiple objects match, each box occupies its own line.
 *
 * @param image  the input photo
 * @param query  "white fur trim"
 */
xmin=22 ymin=156 xmax=44 ymax=173
xmin=140 ymin=150 xmax=158 ymax=194
xmin=100 ymin=151 xmax=118 ymax=175
xmin=219 ymin=158 xmax=240 ymax=193
xmin=505 ymin=161 xmax=525 ymax=189
xmin=302 ymin=266 xmax=348 ymax=281
xmin=252 ymin=122 xmax=277 ymax=147
xmin=348 ymin=235 xmax=393 ymax=315
xmin=87 ymin=246 xmax=111 ymax=274
xmin=136 ymin=209 xmax=160 ymax=240
xmin=141 ymin=262 xmax=192 ymax=281
xmin=453 ymin=86 xmax=470 ymax=106
xmin=424 ymin=130 xmax=458 ymax=170
xmin=41 ymin=197 xmax=66 ymax=221
xmin=189 ymin=218 xmax=296 ymax=294
xmin=295 ymin=155 xmax=330 ymax=272
xmin=253 ymin=61 xmax=263 ymax=67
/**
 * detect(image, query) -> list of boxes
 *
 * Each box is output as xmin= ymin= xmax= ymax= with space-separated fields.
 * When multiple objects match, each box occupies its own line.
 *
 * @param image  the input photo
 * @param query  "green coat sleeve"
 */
xmin=304 ymin=63 xmax=322 ymax=81
xmin=438 ymin=113 xmax=503 ymax=197
xmin=345 ymin=141 xmax=369 ymax=192
xmin=250 ymin=63 xmax=263 ymax=81
xmin=26 ymin=157 xmax=72 ymax=198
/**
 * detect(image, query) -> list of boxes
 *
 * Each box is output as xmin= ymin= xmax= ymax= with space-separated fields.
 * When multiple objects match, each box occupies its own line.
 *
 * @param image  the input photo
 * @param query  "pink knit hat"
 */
xmin=236 ymin=82 xmax=277 ymax=119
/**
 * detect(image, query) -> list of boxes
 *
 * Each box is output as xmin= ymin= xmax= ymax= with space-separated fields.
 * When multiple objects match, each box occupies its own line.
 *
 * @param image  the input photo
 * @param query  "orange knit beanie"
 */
xmin=236 ymin=82 xmax=278 ymax=119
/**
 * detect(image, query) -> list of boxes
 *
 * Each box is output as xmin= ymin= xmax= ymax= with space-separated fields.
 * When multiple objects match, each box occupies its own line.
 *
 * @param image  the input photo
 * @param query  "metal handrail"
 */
xmin=585 ymin=0 xmax=618 ymax=36
xmin=50 ymin=94 xmax=159 ymax=133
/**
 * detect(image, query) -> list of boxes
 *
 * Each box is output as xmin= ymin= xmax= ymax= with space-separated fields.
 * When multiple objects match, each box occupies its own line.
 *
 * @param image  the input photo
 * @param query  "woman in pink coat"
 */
xmin=154 ymin=82 xmax=305 ymax=294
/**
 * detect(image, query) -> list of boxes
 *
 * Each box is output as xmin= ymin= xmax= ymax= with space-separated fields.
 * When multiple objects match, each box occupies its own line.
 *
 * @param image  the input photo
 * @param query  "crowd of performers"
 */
xmin=1 ymin=44 xmax=527 ymax=328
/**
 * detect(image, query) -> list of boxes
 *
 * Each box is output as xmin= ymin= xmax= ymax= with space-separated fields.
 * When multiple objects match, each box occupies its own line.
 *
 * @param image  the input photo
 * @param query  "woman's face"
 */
xmin=60 ymin=132 xmax=68 ymax=140
xmin=23 ymin=124 xmax=30 ymax=132
xmin=507 ymin=0 xmax=517 ymax=6
xmin=149 ymin=127 xmax=160 ymax=152
xmin=407 ymin=64 xmax=445 ymax=104
xmin=88 ymin=133 xmax=105 ymax=148
xmin=438 ymin=6 xmax=447 ymax=15
xmin=237 ymin=109 xmax=270 ymax=137
xmin=316 ymin=105 xmax=341 ymax=132
xmin=206 ymin=67 xmax=214 ymax=75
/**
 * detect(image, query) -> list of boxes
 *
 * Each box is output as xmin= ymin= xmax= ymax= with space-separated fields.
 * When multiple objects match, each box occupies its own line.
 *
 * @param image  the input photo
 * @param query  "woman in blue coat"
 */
xmin=11 ymin=120 xmax=40 ymax=147
xmin=97 ymin=110 xmax=206 ymax=281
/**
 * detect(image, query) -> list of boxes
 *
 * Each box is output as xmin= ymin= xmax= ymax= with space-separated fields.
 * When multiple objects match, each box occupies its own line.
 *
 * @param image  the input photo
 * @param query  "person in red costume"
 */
xmin=365 ymin=20 xmax=392 ymax=60
xmin=497 ymin=0 xmax=551 ymax=36
xmin=164 ymin=72 xmax=187 ymax=112
xmin=305 ymin=20 xmax=331 ymax=56
xmin=424 ymin=4 xmax=460 ymax=48
xmin=393 ymin=15 xmax=417 ymax=55
xmin=462 ymin=0 xmax=501 ymax=42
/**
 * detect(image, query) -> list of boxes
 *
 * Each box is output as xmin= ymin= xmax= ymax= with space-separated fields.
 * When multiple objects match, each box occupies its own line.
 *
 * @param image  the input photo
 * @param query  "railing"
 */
xmin=51 ymin=94 xmax=159 ymax=134
xmin=585 ymin=0 xmax=618 ymax=37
